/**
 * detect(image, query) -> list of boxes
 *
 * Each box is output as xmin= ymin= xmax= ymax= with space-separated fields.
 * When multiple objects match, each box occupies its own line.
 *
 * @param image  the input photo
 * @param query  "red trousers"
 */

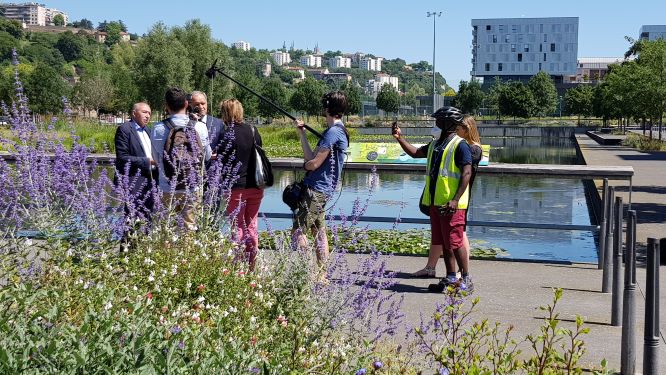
xmin=225 ymin=188 xmax=264 ymax=266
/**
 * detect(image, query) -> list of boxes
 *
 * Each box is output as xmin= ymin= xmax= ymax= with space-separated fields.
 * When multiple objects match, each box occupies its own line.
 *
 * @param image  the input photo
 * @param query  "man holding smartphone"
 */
xmin=392 ymin=107 xmax=474 ymax=293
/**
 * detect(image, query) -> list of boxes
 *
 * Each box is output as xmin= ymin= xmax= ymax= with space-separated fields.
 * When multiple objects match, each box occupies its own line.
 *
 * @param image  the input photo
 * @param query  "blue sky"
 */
xmin=39 ymin=0 xmax=666 ymax=88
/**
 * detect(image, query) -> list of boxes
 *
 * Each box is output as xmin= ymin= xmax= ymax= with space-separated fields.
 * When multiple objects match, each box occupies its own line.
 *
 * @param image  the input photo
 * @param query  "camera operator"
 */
xmin=392 ymin=106 xmax=474 ymax=294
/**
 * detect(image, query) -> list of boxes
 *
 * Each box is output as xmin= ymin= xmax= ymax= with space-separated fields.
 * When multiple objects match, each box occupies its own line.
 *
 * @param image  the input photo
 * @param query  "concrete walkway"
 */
xmin=576 ymin=134 xmax=666 ymax=246
xmin=368 ymin=255 xmax=666 ymax=373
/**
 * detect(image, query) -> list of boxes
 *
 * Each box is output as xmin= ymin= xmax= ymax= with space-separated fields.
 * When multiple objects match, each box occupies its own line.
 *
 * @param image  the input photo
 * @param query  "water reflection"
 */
xmin=259 ymin=136 xmax=597 ymax=263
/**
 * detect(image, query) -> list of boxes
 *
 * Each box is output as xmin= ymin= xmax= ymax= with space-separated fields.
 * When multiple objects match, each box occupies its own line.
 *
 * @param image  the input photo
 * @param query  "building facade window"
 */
xmin=518 ymin=53 xmax=523 ymax=62
xmin=524 ymin=44 xmax=530 ymax=52
xmin=493 ymin=34 xmax=497 ymax=43
xmin=486 ymin=25 xmax=491 ymax=30
xmin=485 ymin=63 xmax=491 ymax=71
xmin=498 ymin=63 xmax=503 ymax=71
xmin=550 ymin=43 xmax=556 ymax=52
xmin=511 ymin=44 xmax=516 ymax=52
xmin=543 ymin=53 xmax=547 ymax=61
xmin=505 ymin=34 xmax=511 ymax=42
xmin=544 ymin=34 xmax=548 ymax=42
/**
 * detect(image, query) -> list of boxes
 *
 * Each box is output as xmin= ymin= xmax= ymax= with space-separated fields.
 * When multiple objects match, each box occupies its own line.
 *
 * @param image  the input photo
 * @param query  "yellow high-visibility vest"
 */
xmin=421 ymin=135 xmax=469 ymax=209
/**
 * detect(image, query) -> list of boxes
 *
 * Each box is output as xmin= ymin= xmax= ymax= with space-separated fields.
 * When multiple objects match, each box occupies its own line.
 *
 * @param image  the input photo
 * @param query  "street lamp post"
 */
xmin=427 ymin=11 xmax=442 ymax=113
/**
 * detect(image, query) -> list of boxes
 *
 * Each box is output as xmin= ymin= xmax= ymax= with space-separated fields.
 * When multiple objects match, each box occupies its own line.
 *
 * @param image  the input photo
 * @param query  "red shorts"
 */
xmin=429 ymin=206 xmax=466 ymax=250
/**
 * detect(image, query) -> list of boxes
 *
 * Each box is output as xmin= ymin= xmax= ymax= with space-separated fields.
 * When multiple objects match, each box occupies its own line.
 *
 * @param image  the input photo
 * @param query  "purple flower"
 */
xmin=439 ymin=367 xmax=450 ymax=375
xmin=355 ymin=369 xmax=367 ymax=375
xmin=177 ymin=340 xmax=185 ymax=350
xmin=249 ymin=368 xmax=260 ymax=374
xmin=373 ymin=360 xmax=383 ymax=369
xmin=170 ymin=325 xmax=182 ymax=335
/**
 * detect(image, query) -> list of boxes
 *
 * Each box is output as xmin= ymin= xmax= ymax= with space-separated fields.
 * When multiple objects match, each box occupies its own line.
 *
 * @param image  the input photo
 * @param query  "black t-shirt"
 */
xmin=220 ymin=122 xmax=262 ymax=189
xmin=469 ymin=144 xmax=482 ymax=189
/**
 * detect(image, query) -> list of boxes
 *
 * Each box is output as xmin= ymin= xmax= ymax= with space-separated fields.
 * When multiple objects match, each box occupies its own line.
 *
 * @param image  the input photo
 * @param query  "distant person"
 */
xmin=189 ymin=91 xmax=225 ymax=162
xmin=292 ymin=91 xmax=349 ymax=276
xmin=456 ymin=115 xmax=483 ymax=279
xmin=392 ymin=106 xmax=474 ymax=293
xmin=114 ymin=102 xmax=158 ymax=250
xmin=152 ymin=87 xmax=212 ymax=231
xmin=219 ymin=99 xmax=265 ymax=271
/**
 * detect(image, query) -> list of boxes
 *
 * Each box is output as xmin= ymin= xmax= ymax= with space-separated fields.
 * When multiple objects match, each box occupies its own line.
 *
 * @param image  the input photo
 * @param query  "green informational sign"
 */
xmin=347 ymin=143 xmax=426 ymax=164
xmin=347 ymin=143 xmax=491 ymax=165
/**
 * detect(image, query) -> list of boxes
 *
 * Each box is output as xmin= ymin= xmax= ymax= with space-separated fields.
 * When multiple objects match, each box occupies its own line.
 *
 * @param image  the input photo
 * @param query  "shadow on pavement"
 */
xmin=618 ymin=152 xmax=666 ymax=161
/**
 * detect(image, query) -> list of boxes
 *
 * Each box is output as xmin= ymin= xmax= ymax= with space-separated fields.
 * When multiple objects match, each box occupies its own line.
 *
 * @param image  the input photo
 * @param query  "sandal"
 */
xmin=411 ymin=266 xmax=436 ymax=278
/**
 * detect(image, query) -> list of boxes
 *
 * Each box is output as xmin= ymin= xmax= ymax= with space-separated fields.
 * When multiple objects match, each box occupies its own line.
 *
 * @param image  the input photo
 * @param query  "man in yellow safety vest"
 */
xmin=392 ymin=106 xmax=474 ymax=293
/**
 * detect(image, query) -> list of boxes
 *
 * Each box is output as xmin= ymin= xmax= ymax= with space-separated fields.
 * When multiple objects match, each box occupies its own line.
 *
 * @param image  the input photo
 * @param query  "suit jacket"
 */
xmin=114 ymin=121 xmax=159 ymax=190
xmin=204 ymin=115 xmax=225 ymax=154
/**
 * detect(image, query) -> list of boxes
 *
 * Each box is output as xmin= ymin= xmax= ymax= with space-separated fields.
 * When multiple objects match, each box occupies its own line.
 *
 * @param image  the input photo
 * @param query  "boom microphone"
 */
xmin=205 ymin=59 xmax=218 ymax=79
xmin=204 ymin=59 xmax=323 ymax=139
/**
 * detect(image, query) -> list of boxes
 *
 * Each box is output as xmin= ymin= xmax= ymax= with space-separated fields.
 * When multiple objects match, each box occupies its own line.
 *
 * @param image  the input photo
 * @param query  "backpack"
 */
xmin=162 ymin=118 xmax=204 ymax=190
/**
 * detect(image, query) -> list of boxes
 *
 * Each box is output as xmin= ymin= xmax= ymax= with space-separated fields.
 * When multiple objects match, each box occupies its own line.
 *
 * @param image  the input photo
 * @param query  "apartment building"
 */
xmin=366 ymin=73 xmax=398 ymax=96
xmin=329 ymin=56 xmax=351 ymax=69
xmin=233 ymin=40 xmax=251 ymax=51
xmin=471 ymin=17 xmax=579 ymax=86
xmin=360 ymin=56 xmax=383 ymax=71
xmin=571 ymin=57 xmax=628 ymax=83
xmin=1 ymin=2 xmax=68 ymax=26
xmin=270 ymin=51 xmax=291 ymax=66
xmin=299 ymin=54 xmax=322 ymax=68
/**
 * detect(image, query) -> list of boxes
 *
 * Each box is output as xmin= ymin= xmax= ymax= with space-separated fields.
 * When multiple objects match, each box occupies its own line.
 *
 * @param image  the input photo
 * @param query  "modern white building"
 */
xmin=329 ymin=56 xmax=351 ymax=69
xmin=639 ymin=25 xmax=666 ymax=41
xmin=366 ymin=73 xmax=398 ymax=96
xmin=44 ymin=7 xmax=67 ymax=25
xmin=299 ymin=54 xmax=322 ymax=68
xmin=471 ymin=17 xmax=579 ymax=85
xmin=233 ymin=41 xmax=251 ymax=51
xmin=285 ymin=66 xmax=306 ymax=80
xmin=270 ymin=51 xmax=291 ymax=66
xmin=360 ymin=57 xmax=383 ymax=71
xmin=1 ymin=2 xmax=46 ymax=26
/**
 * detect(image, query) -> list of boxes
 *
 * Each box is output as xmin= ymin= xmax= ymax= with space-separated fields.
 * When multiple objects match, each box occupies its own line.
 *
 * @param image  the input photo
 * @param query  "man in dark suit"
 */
xmin=114 ymin=102 xmax=158 ymax=249
xmin=190 ymin=91 xmax=224 ymax=159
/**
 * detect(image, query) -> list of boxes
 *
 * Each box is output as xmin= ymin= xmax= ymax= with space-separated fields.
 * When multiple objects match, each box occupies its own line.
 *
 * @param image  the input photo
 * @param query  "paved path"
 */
xmin=368 ymin=254 xmax=666 ymax=373
xmin=576 ymin=134 xmax=666 ymax=246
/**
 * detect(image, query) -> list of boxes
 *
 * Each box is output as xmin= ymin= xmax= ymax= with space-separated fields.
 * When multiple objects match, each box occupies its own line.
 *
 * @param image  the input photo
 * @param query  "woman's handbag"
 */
xmin=282 ymin=181 xmax=304 ymax=211
xmin=252 ymin=127 xmax=273 ymax=189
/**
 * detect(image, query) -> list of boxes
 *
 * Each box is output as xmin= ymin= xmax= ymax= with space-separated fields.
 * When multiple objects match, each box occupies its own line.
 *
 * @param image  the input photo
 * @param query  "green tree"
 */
xmin=104 ymin=22 xmax=123 ymax=46
xmin=21 ymin=43 xmax=66 ymax=72
xmin=340 ymin=80 xmax=362 ymax=116
xmin=499 ymin=81 xmax=536 ymax=120
xmin=107 ymin=43 xmax=139 ymax=114
xmin=258 ymin=77 xmax=289 ymax=121
xmin=564 ymin=85 xmax=594 ymax=125
xmin=231 ymin=70 xmax=261 ymax=118
xmin=0 ymin=18 xmax=23 ymax=39
xmin=54 ymin=31 xmax=87 ymax=62
xmin=376 ymin=83 xmax=399 ymax=115
xmin=528 ymin=71 xmax=558 ymax=117
xmin=290 ymin=77 xmax=326 ymax=120
xmin=70 ymin=19 xmax=94 ymax=30
xmin=485 ymin=78 xmax=505 ymax=121
xmin=404 ymin=82 xmax=426 ymax=113
xmin=0 ymin=31 xmax=19 ymax=61
xmin=134 ymin=22 xmax=191 ymax=110
xmin=53 ymin=14 xmax=65 ymax=27
xmin=74 ymin=73 xmax=115 ymax=120
xmin=411 ymin=60 xmax=432 ymax=72
xmin=24 ymin=62 xmax=70 ymax=114
xmin=454 ymin=80 xmax=484 ymax=115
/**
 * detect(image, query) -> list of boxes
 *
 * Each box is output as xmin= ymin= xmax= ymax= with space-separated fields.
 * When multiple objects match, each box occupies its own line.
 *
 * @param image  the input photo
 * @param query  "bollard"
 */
xmin=611 ymin=196 xmax=623 ymax=326
xmin=643 ymin=238 xmax=660 ymax=375
xmin=602 ymin=186 xmax=614 ymax=293
xmin=598 ymin=179 xmax=609 ymax=270
xmin=621 ymin=210 xmax=636 ymax=375
xmin=661 ymin=238 xmax=666 ymax=266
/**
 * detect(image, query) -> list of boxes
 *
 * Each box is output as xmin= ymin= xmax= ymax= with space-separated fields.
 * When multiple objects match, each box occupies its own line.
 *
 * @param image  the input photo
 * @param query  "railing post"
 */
xmin=611 ymin=196 xmax=623 ymax=326
xmin=643 ymin=238 xmax=660 ymax=375
xmin=602 ymin=186 xmax=614 ymax=293
xmin=621 ymin=210 xmax=636 ymax=375
xmin=598 ymin=179 xmax=609 ymax=270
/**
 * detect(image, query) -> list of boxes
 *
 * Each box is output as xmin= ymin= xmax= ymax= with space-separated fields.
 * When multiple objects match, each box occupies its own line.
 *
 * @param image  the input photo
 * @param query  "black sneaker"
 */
xmin=428 ymin=277 xmax=457 ymax=292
